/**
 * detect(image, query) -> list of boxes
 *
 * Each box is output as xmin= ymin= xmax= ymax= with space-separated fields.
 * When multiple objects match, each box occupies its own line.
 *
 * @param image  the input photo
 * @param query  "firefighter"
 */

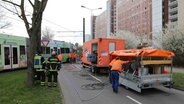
xmin=47 ymin=51 xmax=60 ymax=87
xmin=34 ymin=51 xmax=46 ymax=86
xmin=110 ymin=56 xmax=125 ymax=93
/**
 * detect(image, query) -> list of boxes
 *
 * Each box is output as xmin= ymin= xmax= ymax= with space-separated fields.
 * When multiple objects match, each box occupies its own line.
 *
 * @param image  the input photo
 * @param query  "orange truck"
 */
xmin=81 ymin=38 xmax=125 ymax=73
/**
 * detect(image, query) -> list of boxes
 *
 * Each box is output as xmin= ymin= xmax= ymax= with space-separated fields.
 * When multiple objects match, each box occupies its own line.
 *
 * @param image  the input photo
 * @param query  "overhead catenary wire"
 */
xmin=4 ymin=15 xmax=22 ymax=22
xmin=0 ymin=2 xmax=74 ymax=31
xmin=43 ymin=19 xmax=72 ymax=31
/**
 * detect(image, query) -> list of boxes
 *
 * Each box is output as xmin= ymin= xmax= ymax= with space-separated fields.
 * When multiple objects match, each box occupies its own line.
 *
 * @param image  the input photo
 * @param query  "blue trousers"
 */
xmin=111 ymin=70 xmax=119 ymax=92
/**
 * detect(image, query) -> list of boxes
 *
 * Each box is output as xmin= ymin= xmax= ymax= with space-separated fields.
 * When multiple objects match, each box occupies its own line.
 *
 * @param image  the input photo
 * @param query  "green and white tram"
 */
xmin=0 ymin=34 xmax=27 ymax=71
xmin=54 ymin=40 xmax=72 ymax=63
xmin=41 ymin=40 xmax=72 ymax=63
xmin=0 ymin=34 xmax=73 ymax=71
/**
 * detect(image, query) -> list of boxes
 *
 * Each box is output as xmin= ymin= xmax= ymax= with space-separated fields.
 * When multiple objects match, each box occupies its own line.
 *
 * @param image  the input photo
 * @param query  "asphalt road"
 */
xmin=58 ymin=63 xmax=184 ymax=104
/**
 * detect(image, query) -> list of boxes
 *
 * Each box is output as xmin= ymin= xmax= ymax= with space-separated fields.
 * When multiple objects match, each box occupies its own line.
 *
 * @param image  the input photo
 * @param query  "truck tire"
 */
xmin=91 ymin=66 xmax=96 ymax=73
xmin=82 ymin=63 xmax=86 ymax=68
xmin=125 ymin=86 xmax=129 ymax=90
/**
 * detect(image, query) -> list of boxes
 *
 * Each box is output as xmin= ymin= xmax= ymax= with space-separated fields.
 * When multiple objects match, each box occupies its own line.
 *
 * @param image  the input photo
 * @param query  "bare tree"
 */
xmin=74 ymin=43 xmax=79 ymax=49
xmin=42 ymin=27 xmax=54 ymax=41
xmin=1 ymin=0 xmax=48 ymax=87
xmin=0 ymin=7 xmax=11 ymax=29
xmin=111 ymin=30 xmax=151 ymax=49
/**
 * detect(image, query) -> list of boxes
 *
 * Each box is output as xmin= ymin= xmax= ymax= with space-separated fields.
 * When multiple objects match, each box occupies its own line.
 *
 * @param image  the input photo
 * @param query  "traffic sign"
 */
xmin=41 ymin=40 xmax=49 ymax=47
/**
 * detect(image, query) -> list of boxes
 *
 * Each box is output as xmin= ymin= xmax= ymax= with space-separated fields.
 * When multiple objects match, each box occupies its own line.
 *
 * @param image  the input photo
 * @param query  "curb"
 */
xmin=173 ymin=86 xmax=184 ymax=91
xmin=58 ymin=76 xmax=66 ymax=104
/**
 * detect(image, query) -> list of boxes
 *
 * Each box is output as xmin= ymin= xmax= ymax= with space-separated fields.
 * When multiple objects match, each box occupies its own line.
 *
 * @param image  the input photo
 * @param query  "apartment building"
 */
xmin=91 ymin=16 xmax=97 ymax=39
xmin=169 ymin=0 xmax=184 ymax=32
xmin=95 ymin=11 xmax=107 ymax=38
xmin=177 ymin=0 xmax=184 ymax=32
xmin=94 ymin=0 xmax=172 ymax=42
xmin=116 ymin=0 xmax=152 ymax=37
xmin=106 ymin=0 xmax=117 ymax=37
xmin=152 ymin=0 xmax=169 ymax=47
xmin=169 ymin=0 xmax=178 ymax=28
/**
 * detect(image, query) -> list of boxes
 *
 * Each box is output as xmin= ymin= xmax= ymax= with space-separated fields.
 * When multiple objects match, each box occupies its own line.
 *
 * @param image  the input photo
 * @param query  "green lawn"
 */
xmin=0 ymin=70 xmax=62 ymax=104
xmin=173 ymin=72 xmax=184 ymax=90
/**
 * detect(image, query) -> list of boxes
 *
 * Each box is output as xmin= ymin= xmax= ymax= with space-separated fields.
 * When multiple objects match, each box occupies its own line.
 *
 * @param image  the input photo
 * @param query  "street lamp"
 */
xmin=81 ymin=5 xmax=102 ymax=16
xmin=81 ymin=5 xmax=102 ymax=39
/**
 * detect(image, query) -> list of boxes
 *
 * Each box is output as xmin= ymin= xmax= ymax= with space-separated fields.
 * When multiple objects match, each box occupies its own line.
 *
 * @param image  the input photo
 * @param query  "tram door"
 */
xmin=3 ymin=45 xmax=19 ymax=69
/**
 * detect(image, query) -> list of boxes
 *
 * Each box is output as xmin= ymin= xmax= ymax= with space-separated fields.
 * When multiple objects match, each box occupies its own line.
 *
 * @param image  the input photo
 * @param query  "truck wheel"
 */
xmin=82 ymin=63 xmax=86 ymax=68
xmin=125 ymin=86 xmax=129 ymax=90
xmin=91 ymin=66 xmax=96 ymax=73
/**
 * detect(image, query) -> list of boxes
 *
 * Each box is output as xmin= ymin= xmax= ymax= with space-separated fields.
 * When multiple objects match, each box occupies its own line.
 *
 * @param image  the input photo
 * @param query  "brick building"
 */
xmin=95 ymin=11 xmax=107 ymax=38
xmin=116 ymin=0 xmax=152 ymax=36
xmin=94 ymin=0 xmax=171 ymax=43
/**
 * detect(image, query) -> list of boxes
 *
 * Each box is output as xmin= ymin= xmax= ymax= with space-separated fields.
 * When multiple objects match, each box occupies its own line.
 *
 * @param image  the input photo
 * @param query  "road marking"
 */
xmin=72 ymin=64 xmax=82 ymax=71
xmin=88 ymin=74 xmax=103 ymax=83
xmin=72 ymin=64 xmax=103 ymax=83
xmin=126 ymin=96 xmax=142 ymax=104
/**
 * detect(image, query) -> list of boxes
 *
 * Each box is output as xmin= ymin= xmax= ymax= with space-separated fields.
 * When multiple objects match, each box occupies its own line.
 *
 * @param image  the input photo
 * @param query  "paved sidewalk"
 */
xmin=58 ymin=66 xmax=83 ymax=104
xmin=166 ymin=67 xmax=184 ymax=73
xmin=173 ymin=67 xmax=184 ymax=73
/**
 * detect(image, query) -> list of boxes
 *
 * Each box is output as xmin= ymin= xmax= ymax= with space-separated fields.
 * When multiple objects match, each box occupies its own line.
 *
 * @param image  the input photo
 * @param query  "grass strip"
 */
xmin=172 ymin=72 xmax=184 ymax=90
xmin=0 ymin=70 xmax=62 ymax=104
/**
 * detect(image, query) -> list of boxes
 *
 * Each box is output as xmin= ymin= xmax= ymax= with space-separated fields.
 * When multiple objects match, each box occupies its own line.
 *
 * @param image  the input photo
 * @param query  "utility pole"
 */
xmin=81 ymin=5 xmax=102 ymax=40
xmin=83 ymin=18 xmax=85 ymax=43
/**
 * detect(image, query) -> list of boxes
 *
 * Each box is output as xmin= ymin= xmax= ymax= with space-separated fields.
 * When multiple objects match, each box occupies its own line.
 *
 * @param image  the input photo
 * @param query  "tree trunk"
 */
xmin=26 ymin=29 xmax=41 ymax=87
xmin=1 ymin=0 xmax=48 ymax=87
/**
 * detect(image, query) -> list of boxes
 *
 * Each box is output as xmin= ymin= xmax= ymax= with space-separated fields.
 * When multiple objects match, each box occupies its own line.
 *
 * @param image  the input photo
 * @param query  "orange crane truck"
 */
xmin=81 ymin=38 xmax=125 ymax=73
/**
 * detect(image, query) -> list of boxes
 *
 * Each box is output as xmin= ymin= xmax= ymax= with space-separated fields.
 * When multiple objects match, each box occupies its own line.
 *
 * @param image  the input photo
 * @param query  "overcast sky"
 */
xmin=1 ymin=0 xmax=108 ymax=45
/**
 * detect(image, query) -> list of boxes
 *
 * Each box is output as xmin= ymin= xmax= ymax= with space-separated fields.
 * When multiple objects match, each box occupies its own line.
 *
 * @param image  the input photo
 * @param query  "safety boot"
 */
xmin=48 ymin=82 xmax=52 ymax=87
xmin=34 ymin=80 xmax=40 ymax=85
xmin=52 ymin=82 xmax=57 ymax=87
xmin=40 ymin=82 xmax=45 ymax=86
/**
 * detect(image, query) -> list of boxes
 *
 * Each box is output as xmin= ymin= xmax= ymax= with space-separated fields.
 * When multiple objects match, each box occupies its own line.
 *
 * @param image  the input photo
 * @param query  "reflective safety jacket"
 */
xmin=47 ymin=56 xmax=60 ymax=71
xmin=111 ymin=60 xmax=124 ymax=72
xmin=34 ymin=55 xmax=42 ymax=69
xmin=109 ymin=59 xmax=116 ymax=67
